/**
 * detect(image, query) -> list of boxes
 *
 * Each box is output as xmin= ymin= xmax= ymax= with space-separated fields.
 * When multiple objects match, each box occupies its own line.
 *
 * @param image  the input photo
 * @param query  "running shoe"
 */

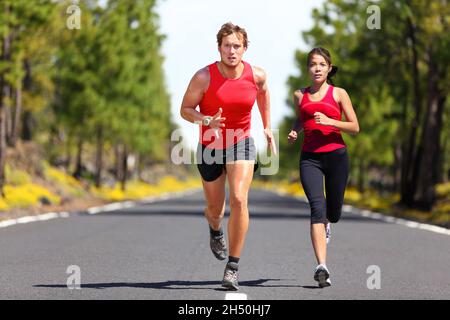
xmin=325 ymin=222 xmax=331 ymax=244
xmin=314 ymin=264 xmax=331 ymax=288
xmin=210 ymin=233 xmax=227 ymax=261
xmin=222 ymin=262 xmax=239 ymax=290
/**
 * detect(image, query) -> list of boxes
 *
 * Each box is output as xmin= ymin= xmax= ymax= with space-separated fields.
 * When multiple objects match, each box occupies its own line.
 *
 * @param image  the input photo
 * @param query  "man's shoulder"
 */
xmin=251 ymin=65 xmax=266 ymax=76
xmin=194 ymin=66 xmax=210 ymax=78
xmin=192 ymin=66 xmax=210 ymax=85
xmin=250 ymin=65 xmax=267 ymax=85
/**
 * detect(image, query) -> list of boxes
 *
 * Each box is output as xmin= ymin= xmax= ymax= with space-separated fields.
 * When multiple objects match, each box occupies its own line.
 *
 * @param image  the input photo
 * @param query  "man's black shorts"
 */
xmin=196 ymin=137 xmax=258 ymax=182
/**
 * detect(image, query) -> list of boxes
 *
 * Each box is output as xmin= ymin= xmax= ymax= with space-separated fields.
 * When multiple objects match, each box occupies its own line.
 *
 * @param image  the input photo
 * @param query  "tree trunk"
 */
xmin=0 ymin=84 xmax=5 ymax=197
xmin=21 ymin=110 xmax=34 ymax=141
xmin=114 ymin=144 xmax=121 ymax=181
xmin=414 ymin=49 xmax=446 ymax=210
xmin=135 ymin=153 xmax=141 ymax=181
xmin=10 ymin=79 xmax=22 ymax=147
xmin=19 ymin=59 xmax=32 ymax=142
xmin=73 ymin=138 xmax=83 ymax=179
xmin=0 ymin=3 xmax=11 ymax=196
xmin=400 ymin=16 xmax=423 ymax=207
xmin=438 ymin=138 xmax=447 ymax=183
xmin=120 ymin=144 xmax=128 ymax=191
xmin=94 ymin=126 xmax=103 ymax=188
xmin=0 ymin=106 xmax=6 ymax=197
xmin=4 ymin=86 xmax=12 ymax=146
xmin=65 ymin=142 xmax=72 ymax=172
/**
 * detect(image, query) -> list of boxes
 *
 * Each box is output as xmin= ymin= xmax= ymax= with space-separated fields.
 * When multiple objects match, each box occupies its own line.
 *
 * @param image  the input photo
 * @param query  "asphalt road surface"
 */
xmin=0 ymin=189 xmax=449 ymax=300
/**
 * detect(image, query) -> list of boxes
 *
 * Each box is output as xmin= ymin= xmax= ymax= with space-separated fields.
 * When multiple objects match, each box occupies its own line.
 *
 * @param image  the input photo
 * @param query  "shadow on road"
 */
xmin=34 ymin=278 xmax=316 ymax=290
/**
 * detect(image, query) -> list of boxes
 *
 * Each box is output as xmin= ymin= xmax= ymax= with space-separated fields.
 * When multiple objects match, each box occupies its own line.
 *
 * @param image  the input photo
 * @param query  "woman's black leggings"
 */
xmin=300 ymin=147 xmax=349 ymax=224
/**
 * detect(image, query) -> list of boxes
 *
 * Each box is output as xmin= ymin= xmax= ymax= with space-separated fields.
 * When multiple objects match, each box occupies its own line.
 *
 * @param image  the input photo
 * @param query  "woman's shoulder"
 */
xmin=332 ymin=86 xmax=349 ymax=102
xmin=294 ymin=87 xmax=308 ymax=99
xmin=293 ymin=88 xmax=308 ymax=107
xmin=332 ymin=86 xmax=347 ymax=93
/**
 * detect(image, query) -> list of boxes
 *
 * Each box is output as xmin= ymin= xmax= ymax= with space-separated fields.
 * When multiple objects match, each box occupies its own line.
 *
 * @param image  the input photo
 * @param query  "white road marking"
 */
xmin=281 ymin=192 xmax=450 ymax=236
xmin=225 ymin=293 xmax=248 ymax=300
xmin=0 ymin=189 xmax=201 ymax=229
xmin=16 ymin=216 xmax=38 ymax=224
xmin=0 ymin=212 xmax=61 ymax=228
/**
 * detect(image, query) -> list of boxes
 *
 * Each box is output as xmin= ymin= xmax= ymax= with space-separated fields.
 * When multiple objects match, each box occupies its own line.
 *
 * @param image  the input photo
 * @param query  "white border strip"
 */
xmin=86 ymin=189 xmax=201 ymax=215
xmin=0 ymin=212 xmax=69 ymax=229
xmin=0 ymin=188 xmax=202 ymax=229
xmin=273 ymin=190 xmax=450 ymax=236
xmin=225 ymin=293 xmax=248 ymax=300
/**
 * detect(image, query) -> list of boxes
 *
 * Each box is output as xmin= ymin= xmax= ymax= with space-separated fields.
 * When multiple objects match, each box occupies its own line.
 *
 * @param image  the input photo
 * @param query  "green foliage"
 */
xmin=279 ymin=0 xmax=449 ymax=205
xmin=47 ymin=0 xmax=173 ymax=167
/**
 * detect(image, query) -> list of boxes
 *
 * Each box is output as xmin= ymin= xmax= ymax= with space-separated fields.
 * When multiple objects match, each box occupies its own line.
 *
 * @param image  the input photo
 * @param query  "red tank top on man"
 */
xmin=199 ymin=61 xmax=257 ymax=149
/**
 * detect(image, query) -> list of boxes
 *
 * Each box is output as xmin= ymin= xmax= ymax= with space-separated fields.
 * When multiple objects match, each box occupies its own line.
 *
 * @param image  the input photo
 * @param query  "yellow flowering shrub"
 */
xmin=436 ymin=183 xmax=450 ymax=199
xmin=5 ymin=166 xmax=32 ymax=186
xmin=4 ymin=184 xmax=60 ymax=208
xmin=44 ymin=165 xmax=85 ymax=197
xmin=90 ymin=176 xmax=201 ymax=201
xmin=345 ymin=187 xmax=362 ymax=202
xmin=45 ymin=166 xmax=83 ymax=188
xmin=0 ymin=198 xmax=9 ymax=211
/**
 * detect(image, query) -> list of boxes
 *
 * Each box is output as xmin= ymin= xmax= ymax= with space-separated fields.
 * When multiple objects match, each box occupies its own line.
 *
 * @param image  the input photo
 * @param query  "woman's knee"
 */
xmin=309 ymin=198 xmax=326 ymax=224
xmin=326 ymin=199 xmax=343 ymax=223
xmin=327 ymin=210 xmax=342 ymax=223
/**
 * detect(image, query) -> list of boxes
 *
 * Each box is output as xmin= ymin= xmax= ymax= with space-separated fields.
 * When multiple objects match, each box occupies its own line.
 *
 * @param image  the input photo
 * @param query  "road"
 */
xmin=0 ymin=189 xmax=449 ymax=300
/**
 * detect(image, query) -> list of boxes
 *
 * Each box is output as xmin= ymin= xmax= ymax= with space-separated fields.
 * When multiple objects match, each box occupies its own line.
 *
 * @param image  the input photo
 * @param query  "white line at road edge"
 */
xmin=0 ymin=212 xmax=69 ymax=229
xmin=0 ymin=189 xmax=201 ymax=229
xmin=225 ymin=293 xmax=248 ymax=300
xmin=86 ymin=189 xmax=201 ymax=214
xmin=274 ymin=191 xmax=450 ymax=236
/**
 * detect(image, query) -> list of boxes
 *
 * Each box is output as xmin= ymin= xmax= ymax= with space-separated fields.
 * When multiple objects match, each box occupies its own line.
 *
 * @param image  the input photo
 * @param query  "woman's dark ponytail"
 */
xmin=327 ymin=65 xmax=338 ymax=85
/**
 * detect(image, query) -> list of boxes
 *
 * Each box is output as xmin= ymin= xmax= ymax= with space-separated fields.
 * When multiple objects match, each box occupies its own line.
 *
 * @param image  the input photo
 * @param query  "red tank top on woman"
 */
xmin=199 ymin=61 xmax=257 ymax=149
xmin=299 ymin=85 xmax=346 ymax=153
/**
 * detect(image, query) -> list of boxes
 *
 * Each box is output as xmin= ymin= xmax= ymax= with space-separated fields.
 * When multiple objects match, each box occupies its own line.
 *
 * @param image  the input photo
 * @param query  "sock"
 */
xmin=227 ymin=256 xmax=240 ymax=270
xmin=209 ymin=225 xmax=223 ymax=238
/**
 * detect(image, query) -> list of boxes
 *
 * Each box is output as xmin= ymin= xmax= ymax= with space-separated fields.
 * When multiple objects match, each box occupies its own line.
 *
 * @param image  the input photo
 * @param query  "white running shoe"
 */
xmin=314 ymin=264 xmax=331 ymax=288
xmin=325 ymin=223 xmax=331 ymax=244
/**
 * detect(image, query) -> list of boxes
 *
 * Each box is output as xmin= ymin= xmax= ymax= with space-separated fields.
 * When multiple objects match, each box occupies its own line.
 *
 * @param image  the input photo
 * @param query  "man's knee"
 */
xmin=206 ymin=203 xmax=225 ymax=217
xmin=229 ymin=193 xmax=247 ymax=211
